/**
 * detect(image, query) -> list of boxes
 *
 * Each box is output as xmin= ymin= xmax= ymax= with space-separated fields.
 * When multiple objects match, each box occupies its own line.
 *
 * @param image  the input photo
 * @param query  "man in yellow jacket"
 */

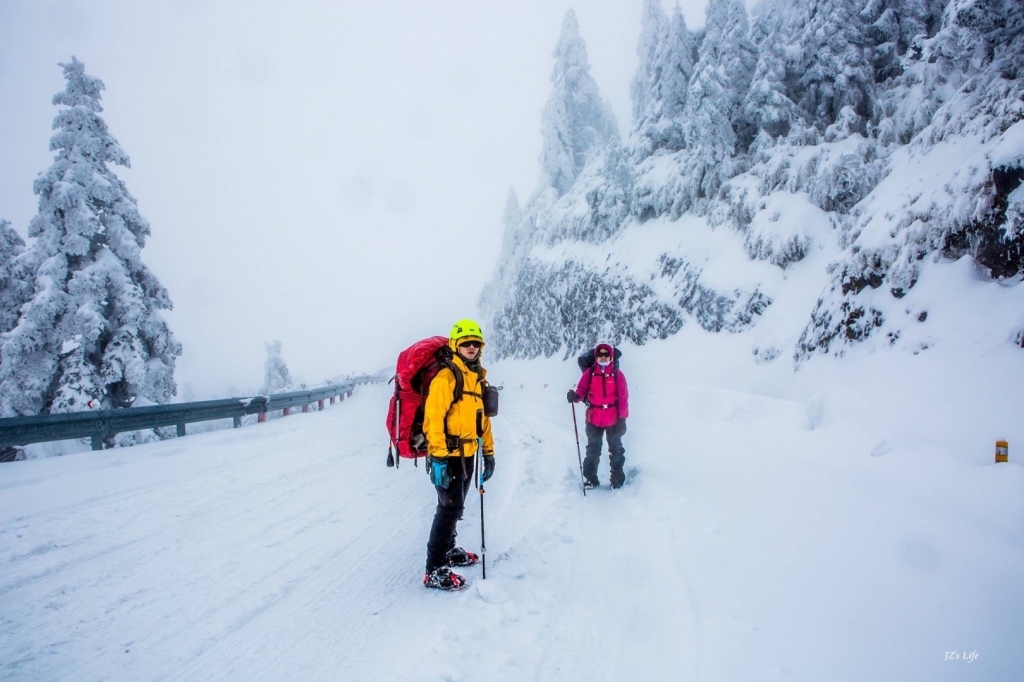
xmin=422 ymin=319 xmax=495 ymax=591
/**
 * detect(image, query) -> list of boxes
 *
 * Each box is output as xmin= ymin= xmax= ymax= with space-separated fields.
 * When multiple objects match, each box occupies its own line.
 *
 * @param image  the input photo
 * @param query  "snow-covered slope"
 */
xmin=2 ymin=333 xmax=1022 ymax=681
xmin=481 ymin=0 xmax=1024 ymax=367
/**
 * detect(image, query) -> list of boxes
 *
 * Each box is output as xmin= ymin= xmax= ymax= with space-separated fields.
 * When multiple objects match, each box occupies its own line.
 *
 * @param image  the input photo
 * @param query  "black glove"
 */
xmin=482 ymin=455 xmax=495 ymax=482
xmin=567 ymin=390 xmax=580 ymax=403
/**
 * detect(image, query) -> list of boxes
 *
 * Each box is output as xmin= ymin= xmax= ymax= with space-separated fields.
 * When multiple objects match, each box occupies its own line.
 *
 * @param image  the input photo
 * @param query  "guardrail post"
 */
xmin=318 ymin=399 xmax=324 ymax=411
xmin=91 ymin=434 xmax=103 ymax=451
xmin=233 ymin=416 xmax=242 ymax=428
xmin=258 ymin=411 xmax=266 ymax=423
xmin=302 ymin=403 xmax=309 ymax=414
xmin=176 ymin=424 xmax=186 ymax=438
xmin=346 ymin=390 xmax=353 ymax=398
xmin=330 ymin=396 xmax=335 ymax=405
xmin=283 ymin=407 xmax=290 ymax=417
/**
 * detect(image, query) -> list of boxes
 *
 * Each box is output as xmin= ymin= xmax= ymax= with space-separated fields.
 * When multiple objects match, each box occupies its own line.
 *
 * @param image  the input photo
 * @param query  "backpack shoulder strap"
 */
xmin=435 ymin=347 xmax=464 ymax=405
xmin=434 ymin=350 xmax=465 ymax=448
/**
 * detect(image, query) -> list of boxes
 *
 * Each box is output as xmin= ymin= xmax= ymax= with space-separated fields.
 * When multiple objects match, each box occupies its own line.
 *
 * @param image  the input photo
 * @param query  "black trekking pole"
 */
xmin=387 ymin=385 xmax=399 ymax=464
xmin=571 ymin=401 xmax=587 ymax=497
xmin=476 ymin=434 xmax=487 ymax=579
xmin=387 ymin=379 xmax=400 ymax=468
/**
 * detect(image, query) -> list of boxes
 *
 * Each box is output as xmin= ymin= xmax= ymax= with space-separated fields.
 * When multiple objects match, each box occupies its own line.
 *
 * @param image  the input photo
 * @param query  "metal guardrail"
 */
xmin=0 ymin=375 xmax=382 ymax=455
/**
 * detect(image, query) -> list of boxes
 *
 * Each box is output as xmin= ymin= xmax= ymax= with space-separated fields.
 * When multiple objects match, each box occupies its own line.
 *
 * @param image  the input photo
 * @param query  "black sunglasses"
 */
xmin=596 ymin=350 xmax=611 ymax=357
xmin=459 ymin=340 xmax=482 ymax=349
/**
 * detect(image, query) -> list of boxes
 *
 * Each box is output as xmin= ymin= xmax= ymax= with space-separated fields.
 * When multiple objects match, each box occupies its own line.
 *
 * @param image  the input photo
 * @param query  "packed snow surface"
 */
xmin=2 ymin=331 xmax=1023 ymax=681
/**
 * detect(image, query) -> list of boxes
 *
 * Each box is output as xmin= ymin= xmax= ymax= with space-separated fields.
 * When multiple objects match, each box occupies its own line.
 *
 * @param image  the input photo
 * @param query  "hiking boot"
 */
xmin=584 ymin=478 xmax=598 ymax=490
xmin=423 ymin=565 xmax=466 ymax=591
xmin=610 ymin=471 xmax=624 ymax=489
xmin=446 ymin=546 xmax=479 ymax=567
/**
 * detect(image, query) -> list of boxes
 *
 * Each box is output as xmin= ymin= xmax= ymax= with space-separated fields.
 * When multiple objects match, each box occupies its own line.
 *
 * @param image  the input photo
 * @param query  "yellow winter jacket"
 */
xmin=423 ymin=352 xmax=494 ymax=458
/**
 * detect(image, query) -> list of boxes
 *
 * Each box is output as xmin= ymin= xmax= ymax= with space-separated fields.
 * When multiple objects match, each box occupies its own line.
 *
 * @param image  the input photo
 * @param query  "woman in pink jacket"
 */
xmin=567 ymin=343 xmax=629 ymax=489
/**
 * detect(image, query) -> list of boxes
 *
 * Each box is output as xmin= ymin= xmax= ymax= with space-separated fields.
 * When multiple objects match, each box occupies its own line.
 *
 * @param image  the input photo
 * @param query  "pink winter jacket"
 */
xmin=574 ymin=363 xmax=629 ymax=428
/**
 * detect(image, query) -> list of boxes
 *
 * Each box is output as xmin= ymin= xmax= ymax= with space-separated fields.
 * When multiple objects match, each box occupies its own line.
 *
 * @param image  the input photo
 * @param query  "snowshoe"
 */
xmin=583 ymin=478 xmax=598 ymax=491
xmin=423 ymin=565 xmax=466 ymax=591
xmin=446 ymin=546 xmax=479 ymax=567
xmin=610 ymin=471 xmax=624 ymax=489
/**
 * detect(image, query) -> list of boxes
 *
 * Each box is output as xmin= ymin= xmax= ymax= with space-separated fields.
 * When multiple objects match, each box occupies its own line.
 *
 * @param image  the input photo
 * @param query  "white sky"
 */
xmin=0 ymin=0 xmax=726 ymax=398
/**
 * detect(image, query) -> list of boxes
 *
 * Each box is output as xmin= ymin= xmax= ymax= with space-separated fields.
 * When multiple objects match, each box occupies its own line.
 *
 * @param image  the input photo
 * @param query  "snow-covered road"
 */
xmin=2 ymin=355 xmax=1023 ymax=681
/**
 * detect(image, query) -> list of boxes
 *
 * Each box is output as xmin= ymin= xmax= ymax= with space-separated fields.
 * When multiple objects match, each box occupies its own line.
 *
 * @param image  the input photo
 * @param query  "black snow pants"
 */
xmin=583 ymin=419 xmax=626 ymax=487
xmin=425 ymin=455 xmax=475 ymax=574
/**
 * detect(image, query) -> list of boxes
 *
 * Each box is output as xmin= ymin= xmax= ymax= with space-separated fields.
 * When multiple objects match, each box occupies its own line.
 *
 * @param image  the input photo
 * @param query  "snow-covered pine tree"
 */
xmin=652 ymin=6 xmax=697 ymax=151
xmin=861 ymin=0 xmax=945 ymax=82
xmin=539 ymin=9 xmax=619 ymax=196
xmin=792 ymin=0 xmax=875 ymax=135
xmin=742 ymin=0 xmax=803 ymax=145
xmin=629 ymin=0 xmax=668 ymax=159
xmin=682 ymin=0 xmax=755 ymax=202
xmin=633 ymin=4 xmax=696 ymax=158
xmin=479 ymin=187 xmax=526 ymax=329
xmin=262 ymin=340 xmax=292 ymax=395
xmin=0 ymin=58 xmax=181 ymax=417
xmin=497 ymin=187 xmax=524 ymax=266
xmin=0 ymin=220 xmax=28 ymax=342
xmin=631 ymin=0 xmax=667 ymax=124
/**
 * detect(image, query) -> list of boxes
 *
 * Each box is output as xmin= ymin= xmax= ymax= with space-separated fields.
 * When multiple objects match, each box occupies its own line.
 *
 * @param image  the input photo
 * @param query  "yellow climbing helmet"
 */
xmin=450 ymin=318 xmax=484 ymax=344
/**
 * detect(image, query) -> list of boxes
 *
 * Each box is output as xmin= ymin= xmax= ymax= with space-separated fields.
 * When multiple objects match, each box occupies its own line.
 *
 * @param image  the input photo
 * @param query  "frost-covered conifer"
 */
xmin=539 ymin=9 xmax=619 ymax=196
xmin=793 ymin=0 xmax=875 ymax=131
xmin=861 ymin=0 xmax=945 ymax=81
xmin=262 ymin=340 xmax=292 ymax=394
xmin=498 ymin=187 xmax=524 ymax=264
xmin=742 ymin=1 xmax=803 ymax=143
xmin=633 ymin=4 xmax=696 ymax=157
xmin=0 ymin=220 xmax=32 ymax=376
xmin=479 ymin=188 xmax=526 ymax=330
xmin=0 ymin=58 xmax=181 ymax=417
xmin=630 ymin=0 xmax=668 ymax=153
xmin=545 ymin=143 xmax=633 ymax=244
xmin=0 ymin=220 xmax=28 ymax=340
xmin=682 ymin=0 xmax=755 ymax=200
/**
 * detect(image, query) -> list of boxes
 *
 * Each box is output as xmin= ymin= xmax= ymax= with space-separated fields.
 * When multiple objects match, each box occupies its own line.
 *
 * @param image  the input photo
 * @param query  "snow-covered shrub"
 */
xmin=741 ymin=192 xmax=831 ymax=268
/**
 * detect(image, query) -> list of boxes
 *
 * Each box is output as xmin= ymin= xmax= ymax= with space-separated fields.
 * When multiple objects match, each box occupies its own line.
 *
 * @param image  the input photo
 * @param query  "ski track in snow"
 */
xmin=2 ymin=376 xmax=1023 ymax=682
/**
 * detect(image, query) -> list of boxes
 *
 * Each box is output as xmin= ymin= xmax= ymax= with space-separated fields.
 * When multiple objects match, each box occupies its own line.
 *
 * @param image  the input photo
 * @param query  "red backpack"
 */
xmin=385 ymin=336 xmax=463 ymax=467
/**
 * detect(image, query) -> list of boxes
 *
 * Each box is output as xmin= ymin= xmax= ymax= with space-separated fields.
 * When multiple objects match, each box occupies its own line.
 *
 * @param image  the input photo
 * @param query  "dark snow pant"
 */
xmin=425 ymin=456 xmax=475 ymax=574
xmin=584 ymin=420 xmax=626 ymax=487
